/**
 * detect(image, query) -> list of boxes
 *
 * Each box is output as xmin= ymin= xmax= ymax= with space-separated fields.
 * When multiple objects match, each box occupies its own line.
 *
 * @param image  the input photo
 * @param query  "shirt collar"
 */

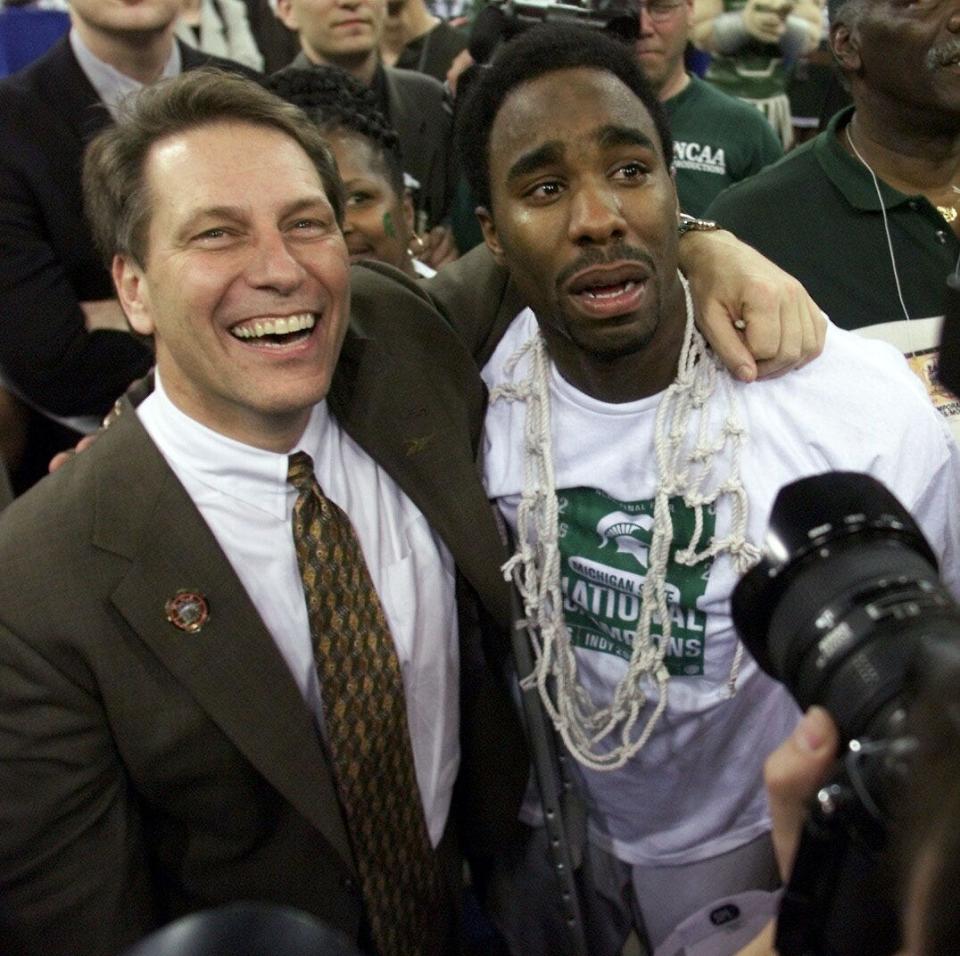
xmin=142 ymin=372 xmax=329 ymax=520
xmin=70 ymin=27 xmax=181 ymax=120
xmin=814 ymin=106 xmax=917 ymax=212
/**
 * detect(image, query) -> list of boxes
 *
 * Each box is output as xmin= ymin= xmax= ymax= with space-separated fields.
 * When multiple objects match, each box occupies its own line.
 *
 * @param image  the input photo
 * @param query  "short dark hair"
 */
xmin=455 ymin=23 xmax=674 ymax=212
xmin=83 ymin=68 xmax=344 ymax=267
xmin=264 ymin=67 xmax=406 ymax=198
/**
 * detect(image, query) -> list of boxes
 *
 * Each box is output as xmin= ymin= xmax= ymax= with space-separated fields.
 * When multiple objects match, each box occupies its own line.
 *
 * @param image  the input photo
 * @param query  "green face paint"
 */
xmin=382 ymin=211 xmax=397 ymax=238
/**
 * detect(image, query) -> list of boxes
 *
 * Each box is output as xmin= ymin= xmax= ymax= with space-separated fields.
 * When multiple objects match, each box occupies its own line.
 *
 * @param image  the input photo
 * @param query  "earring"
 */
xmin=407 ymin=233 xmax=427 ymax=260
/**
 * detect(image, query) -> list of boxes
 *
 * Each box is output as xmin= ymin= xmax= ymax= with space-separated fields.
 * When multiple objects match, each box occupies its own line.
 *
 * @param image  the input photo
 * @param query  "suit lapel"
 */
xmin=329 ymin=328 xmax=513 ymax=630
xmin=94 ymin=408 xmax=356 ymax=875
xmin=36 ymin=37 xmax=112 ymax=147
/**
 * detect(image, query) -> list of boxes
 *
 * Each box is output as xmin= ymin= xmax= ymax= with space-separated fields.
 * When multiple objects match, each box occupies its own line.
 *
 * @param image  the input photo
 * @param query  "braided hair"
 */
xmin=264 ymin=67 xmax=406 ymax=197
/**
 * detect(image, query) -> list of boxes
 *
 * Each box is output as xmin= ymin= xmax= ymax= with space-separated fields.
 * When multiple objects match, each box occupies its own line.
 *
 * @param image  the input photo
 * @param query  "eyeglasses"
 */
xmin=638 ymin=0 xmax=685 ymax=21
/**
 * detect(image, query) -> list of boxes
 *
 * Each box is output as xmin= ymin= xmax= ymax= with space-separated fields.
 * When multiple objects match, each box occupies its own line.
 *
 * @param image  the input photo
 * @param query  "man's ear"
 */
xmin=476 ymin=206 xmax=507 ymax=267
xmin=275 ymin=0 xmax=299 ymax=31
xmin=830 ymin=23 xmax=862 ymax=73
xmin=112 ymin=254 xmax=155 ymax=337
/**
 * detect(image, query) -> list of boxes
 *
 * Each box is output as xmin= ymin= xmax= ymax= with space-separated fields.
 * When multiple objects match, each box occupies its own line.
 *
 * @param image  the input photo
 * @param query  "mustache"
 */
xmin=927 ymin=38 xmax=960 ymax=70
xmin=555 ymin=245 xmax=655 ymax=292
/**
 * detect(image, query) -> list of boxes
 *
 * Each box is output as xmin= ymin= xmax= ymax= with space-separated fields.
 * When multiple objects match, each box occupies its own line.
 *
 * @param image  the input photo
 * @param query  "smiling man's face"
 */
xmin=114 ymin=120 xmax=351 ymax=451
xmin=479 ymin=66 xmax=683 ymax=392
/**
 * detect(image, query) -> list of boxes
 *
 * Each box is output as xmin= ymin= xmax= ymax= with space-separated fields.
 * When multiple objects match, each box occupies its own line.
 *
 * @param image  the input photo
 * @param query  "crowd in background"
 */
xmin=0 ymin=0 xmax=852 ymax=499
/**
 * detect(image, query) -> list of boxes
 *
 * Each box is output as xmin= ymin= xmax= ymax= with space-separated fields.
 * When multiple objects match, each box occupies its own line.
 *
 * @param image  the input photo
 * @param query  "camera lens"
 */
xmin=732 ymin=473 xmax=960 ymax=741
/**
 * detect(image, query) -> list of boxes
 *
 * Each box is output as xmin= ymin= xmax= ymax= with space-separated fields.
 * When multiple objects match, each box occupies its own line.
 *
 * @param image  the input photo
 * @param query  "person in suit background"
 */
xmin=175 ymin=0 xmax=266 ymax=70
xmin=275 ymin=0 xmax=459 ymax=268
xmin=0 ymin=0 xmax=258 ymax=491
xmin=265 ymin=65 xmax=436 ymax=279
xmin=380 ymin=0 xmax=466 ymax=83
xmin=0 ymin=69 xmax=527 ymax=956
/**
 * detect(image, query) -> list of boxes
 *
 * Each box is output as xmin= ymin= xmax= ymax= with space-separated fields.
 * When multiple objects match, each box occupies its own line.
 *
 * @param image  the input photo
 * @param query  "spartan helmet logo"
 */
xmin=596 ymin=511 xmax=655 ymax=570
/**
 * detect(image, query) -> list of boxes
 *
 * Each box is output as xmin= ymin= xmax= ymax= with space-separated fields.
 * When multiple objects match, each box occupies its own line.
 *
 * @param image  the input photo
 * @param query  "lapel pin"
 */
xmin=165 ymin=590 xmax=210 ymax=633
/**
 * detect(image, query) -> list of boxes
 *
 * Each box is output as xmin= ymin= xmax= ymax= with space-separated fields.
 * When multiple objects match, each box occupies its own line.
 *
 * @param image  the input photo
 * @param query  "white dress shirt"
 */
xmin=70 ymin=27 xmax=181 ymax=120
xmin=138 ymin=376 xmax=459 ymax=846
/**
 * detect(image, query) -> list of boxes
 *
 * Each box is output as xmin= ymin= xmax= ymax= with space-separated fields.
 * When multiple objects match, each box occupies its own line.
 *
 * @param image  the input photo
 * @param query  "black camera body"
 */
xmin=732 ymin=472 xmax=960 ymax=956
xmin=467 ymin=0 xmax=639 ymax=64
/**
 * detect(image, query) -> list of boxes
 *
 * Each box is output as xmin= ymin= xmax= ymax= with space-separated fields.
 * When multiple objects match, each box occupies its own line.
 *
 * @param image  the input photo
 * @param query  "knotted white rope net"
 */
xmin=491 ymin=273 xmax=760 ymax=770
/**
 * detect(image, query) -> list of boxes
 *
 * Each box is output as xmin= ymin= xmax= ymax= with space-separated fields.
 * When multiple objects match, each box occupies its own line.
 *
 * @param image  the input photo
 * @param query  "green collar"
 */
xmin=814 ymin=106 xmax=930 ymax=213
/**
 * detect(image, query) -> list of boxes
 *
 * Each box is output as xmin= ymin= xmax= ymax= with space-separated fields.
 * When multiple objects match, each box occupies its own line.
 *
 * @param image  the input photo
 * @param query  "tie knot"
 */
xmin=287 ymin=451 xmax=315 ymax=492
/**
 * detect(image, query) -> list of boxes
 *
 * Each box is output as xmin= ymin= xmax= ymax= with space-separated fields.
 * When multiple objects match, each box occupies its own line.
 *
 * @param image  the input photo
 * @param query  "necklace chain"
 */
xmin=845 ymin=120 xmax=913 ymax=323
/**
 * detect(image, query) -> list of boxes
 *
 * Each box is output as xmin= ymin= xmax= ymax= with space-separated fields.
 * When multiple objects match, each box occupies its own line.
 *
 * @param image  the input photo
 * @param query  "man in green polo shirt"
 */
xmin=706 ymin=0 xmax=960 ymax=333
xmin=637 ymin=0 xmax=783 ymax=216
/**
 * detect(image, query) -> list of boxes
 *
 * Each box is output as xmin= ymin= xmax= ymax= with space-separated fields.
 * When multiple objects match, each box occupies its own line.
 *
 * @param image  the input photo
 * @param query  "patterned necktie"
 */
xmin=287 ymin=451 xmax=442 ymax=956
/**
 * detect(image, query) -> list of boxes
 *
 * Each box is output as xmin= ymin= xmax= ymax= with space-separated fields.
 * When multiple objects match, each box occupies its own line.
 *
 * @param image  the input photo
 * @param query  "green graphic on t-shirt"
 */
xmin=557 ymin=487 xmax=715 ymax=676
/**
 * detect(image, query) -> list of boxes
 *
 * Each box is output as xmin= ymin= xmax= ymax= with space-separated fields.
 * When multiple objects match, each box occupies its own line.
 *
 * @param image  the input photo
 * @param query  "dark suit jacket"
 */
xmin=380 ymin=63 xmax=456 ymax=228
xmin=0 ymin=37 xmax=257 ymax=420
xmin=286 ymin=54 xmax=456 ymax=228
xmin=424 ymin=242 xmax=525 ymax=368
xmin=0 ymin=265 xmax=526 ymax=956
xmin=393 ymin=21 xmax=467 ymax=84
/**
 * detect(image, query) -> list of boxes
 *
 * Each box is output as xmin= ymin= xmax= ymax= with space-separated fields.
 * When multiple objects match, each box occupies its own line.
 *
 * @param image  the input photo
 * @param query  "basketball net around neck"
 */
xmin=491 ymin=272 xmax=759 ymax=771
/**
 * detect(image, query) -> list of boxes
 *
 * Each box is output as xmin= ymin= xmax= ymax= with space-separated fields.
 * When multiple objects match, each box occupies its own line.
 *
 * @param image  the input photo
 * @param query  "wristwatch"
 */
xmin=678 ymin=213 xmax=719 ymax=237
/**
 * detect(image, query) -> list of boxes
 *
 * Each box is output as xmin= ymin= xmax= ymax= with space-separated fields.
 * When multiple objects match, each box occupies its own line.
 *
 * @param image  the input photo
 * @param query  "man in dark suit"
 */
xmin=0 ymin=0 xmax=257 ymax=487
xmin=0 ymin=69 xmax=525 ymax=956
xmin=275 ymin=0 xmax=458 ymax=265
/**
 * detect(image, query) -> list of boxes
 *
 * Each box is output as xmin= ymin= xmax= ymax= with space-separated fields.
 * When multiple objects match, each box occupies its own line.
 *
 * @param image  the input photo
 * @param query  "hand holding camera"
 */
xmin=733 ymin=472 xmax=960 ymax=955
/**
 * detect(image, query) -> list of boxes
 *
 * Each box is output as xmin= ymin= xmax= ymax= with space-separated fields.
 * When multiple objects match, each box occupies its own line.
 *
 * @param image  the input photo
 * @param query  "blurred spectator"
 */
xmin=175 ymin=0 xmax=265 ymax=70
xmin=265 ymin=66 xmax=433 ymax=278
xmin=691 ymin=0 xmax=823 ymax=148
xmin=381 ymin=0 xmax=467 ymax=82
xmin=706 ymin=0 xmax=960 ymax=439
xmin=0 ymin=0 xmax=257 ymax=487
xmin=706 ymin=0 xmax=960 ymax=330
xmin=275 ymin=0 xmax=459 ymax=265
xmin=243 ymin=0 xmax=301 ymax=70
xmin=637 ymin=0 xmax=782 ymax=215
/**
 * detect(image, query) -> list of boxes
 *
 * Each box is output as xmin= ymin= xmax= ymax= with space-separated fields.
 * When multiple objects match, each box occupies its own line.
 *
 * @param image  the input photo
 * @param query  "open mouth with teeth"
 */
xmin=567 ymin=266 xmax=649 ymax=318
xmin=230 ymin=313 xmax=317 ymax=348
xmin=578 ymin=280 xmax=640 ymax=299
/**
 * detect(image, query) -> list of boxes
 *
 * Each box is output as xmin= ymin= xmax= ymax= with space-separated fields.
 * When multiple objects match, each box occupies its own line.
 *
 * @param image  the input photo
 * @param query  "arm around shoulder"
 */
xmin=679 ymin=227 xmax=826 ymax=381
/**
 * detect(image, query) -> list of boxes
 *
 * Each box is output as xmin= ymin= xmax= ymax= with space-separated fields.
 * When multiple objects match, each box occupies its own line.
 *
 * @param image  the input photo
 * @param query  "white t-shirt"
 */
xmin=482 ymin=310 xmax=960 ymax=867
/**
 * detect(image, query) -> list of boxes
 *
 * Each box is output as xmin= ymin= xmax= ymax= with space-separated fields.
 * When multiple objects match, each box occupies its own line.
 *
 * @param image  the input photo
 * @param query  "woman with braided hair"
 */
xmin=265 ymin=67 xmax=432 ymax=280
